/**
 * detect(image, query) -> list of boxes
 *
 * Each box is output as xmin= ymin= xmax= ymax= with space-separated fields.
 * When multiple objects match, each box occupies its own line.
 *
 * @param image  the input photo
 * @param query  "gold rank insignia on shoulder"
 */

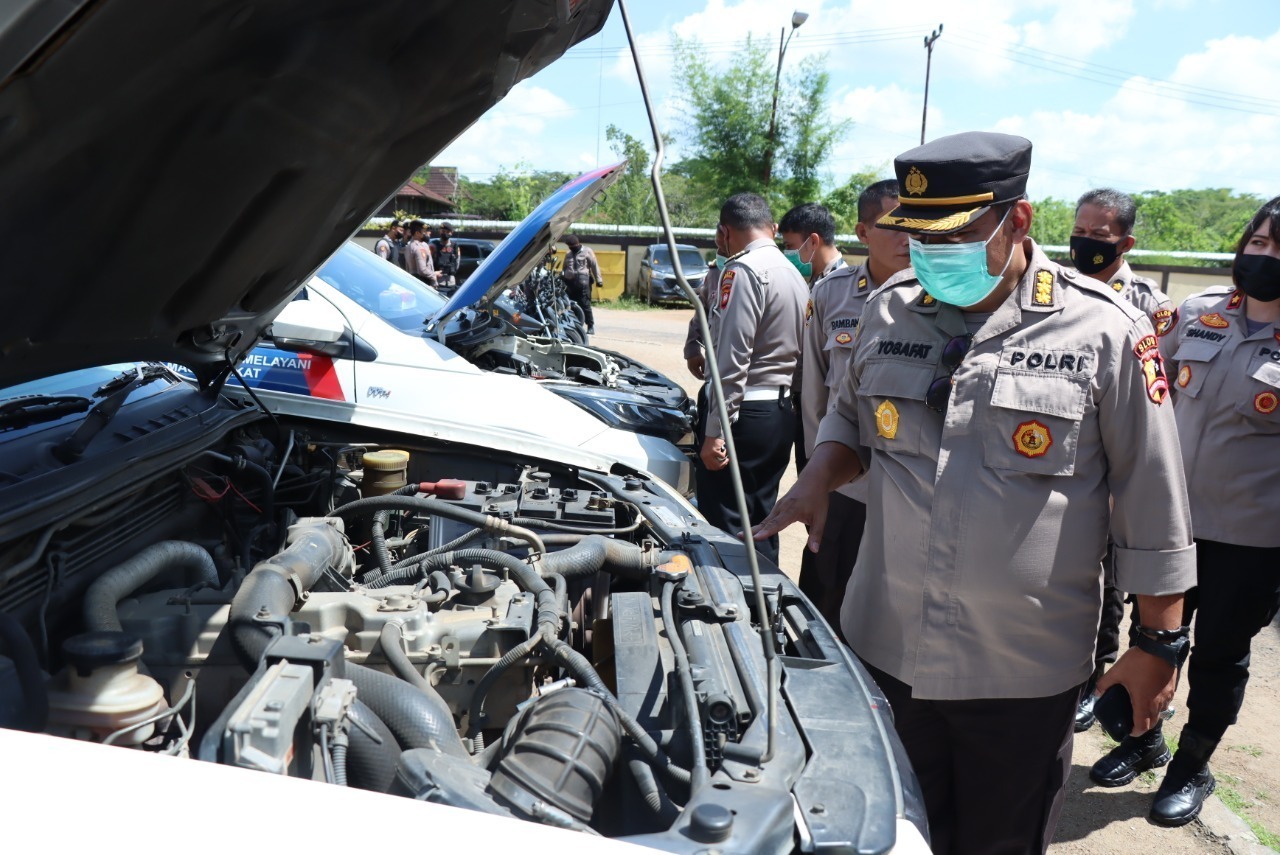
xmin=857 ymin=276 xmax=868 ymax=292
xmin=1199 ymin=312 xmax=1229 ymax=329
xmin=875 ymin=400 xmax=899 ymax=439
xmin=905 ymin=166 xmax=928 ymax=196
xmin=1256 ymin=391 xmax=1279 ymax=415
xmin=1227 ymin=290 xmax=1244 ymax=310
xmin=1013 ymin=420 xmax=1052 ymax=458
xmin=919 ymin=292 xmax=936 ymax=307
xmin=1033 ymin=270 xmax=1054 ymax=306
xmin=1111 ymin=279 xmax=1124 ymax=292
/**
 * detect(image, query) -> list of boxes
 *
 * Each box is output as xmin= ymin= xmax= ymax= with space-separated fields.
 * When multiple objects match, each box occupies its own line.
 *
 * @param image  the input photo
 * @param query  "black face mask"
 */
xmin=1234 ymin=253 xmax=1280 ymax=302
xmin=1069 ymin=235 xmax=1122 ymax=275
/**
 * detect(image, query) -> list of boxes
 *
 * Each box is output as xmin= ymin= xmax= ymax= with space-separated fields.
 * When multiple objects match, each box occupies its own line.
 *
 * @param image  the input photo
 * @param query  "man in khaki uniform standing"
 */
xmin=698 ymin=193 xmax=807 ymax=565
xmin=1069 ymin=187 xmax=1178 ymax=732
xmin=796 ymin=180 xmax=908 ymax=629
xmin=755 ymin=132 xmax=1195 ymax=854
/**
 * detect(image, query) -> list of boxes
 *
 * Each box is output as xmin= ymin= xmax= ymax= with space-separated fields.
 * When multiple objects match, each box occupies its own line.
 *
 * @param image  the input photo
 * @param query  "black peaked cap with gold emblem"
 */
xmin=877 ymin=131 xmax=1032 ymax=235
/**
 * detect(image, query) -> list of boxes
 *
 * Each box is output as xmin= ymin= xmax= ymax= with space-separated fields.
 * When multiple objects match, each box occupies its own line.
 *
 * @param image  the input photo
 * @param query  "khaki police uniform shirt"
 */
xmin=802 ymin=261 xmax=875 ymax=502
xmin=406 ymin=238 xmax=435 ymax=280
xmin=814 ymin=239 xmax=1196 ymax=700
xmin=1109 ymin=261 xmax=1175 ymax=334
xmin=705 ymin=239 xmax=808 ymax=438
xmin=683 ymin=265 xmax=720 ymax=359
xmin=1160 ymin=287 xmax=1280 ymax=548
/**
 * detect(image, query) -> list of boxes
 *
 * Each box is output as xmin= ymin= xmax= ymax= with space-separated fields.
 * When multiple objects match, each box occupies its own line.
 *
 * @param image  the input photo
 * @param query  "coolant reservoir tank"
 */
xmin=362 ymin=449 xmax=411 ymax=496
xmin=45 ymin=632 xmax=166 ymax=745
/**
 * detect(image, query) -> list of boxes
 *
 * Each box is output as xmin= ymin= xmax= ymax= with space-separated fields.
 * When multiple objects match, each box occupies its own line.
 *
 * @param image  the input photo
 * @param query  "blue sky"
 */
xmin=435 ymin=0 xmax=1280 ymax=204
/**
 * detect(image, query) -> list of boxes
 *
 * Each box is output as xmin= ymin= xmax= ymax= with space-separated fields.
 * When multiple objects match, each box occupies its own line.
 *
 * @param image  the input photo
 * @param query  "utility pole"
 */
xmin=763 ymin=10 xmax=809 ymax=186
xmin=921 ymin=23 xmax=943 ymax=145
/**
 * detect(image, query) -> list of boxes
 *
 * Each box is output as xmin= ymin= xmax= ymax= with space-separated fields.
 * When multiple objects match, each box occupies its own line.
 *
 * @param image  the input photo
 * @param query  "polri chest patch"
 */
xmin=1001 ymin=347 xmax=1092 ymax=375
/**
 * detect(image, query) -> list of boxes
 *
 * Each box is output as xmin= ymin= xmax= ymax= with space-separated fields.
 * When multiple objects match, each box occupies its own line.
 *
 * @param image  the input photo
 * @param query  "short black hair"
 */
xmin=1076 ymin=188 xmax=1137 ymax=235
xmin=564 ymin=233 xmax=581 ymax=248
xmin=719 ymin=193 xmax=774 ymax=231
xmin=858 ymin=179 xmax=900 ymax=225
xmin=1233 ymin=195 xmax=1280 ymax=257
xmin=779 ymin=202 xmax=836 ymax=245
xmin=441 ymin=222 xmax=454 ymax=232
xmin=407 ymin=219 xmax=425 ymax=235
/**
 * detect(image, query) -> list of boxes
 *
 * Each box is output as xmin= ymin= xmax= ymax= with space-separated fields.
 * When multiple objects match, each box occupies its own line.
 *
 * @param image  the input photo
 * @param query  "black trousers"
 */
xmin=694 ymin=392 xmax=794 ymax=565
xmin=863 ymin=661 xmax=1078 ymax=855
xmin=566 ymin=276 xmax=594 ymax=328
xmin=798 ymin=492 xmax=866 ymax=636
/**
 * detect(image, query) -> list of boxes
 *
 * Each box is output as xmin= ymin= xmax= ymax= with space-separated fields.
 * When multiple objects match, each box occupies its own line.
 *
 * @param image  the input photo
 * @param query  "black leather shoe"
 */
xmin=1089 ymin=727 xmax=1170 ymax=787
xmin=1151 ymin=728 xmax=1219 ymax=827
xmin=1075 ymin=691 xmax=1098 ymax=732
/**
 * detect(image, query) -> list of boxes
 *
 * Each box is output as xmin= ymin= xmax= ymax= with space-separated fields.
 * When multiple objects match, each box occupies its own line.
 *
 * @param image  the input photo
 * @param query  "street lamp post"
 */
xmin=763 ymin=9 xmax=808 ymax=187
xmin=921 ymin=23 xmax=943 ymax=145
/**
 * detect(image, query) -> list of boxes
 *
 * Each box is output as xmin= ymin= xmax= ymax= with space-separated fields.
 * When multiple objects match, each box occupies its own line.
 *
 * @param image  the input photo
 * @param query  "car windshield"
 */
xmin=317 ymin=243 xmax=448 ymax=333
xmin=653 ymin=248 xmax=706 ymax=270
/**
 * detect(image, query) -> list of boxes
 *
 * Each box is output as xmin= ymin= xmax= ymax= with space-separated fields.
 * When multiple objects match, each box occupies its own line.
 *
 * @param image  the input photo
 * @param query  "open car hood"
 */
xmin=0 ymin=0 xmax=612 ymax=391
xmin=427 ymin=162 xmax=626 ymax=330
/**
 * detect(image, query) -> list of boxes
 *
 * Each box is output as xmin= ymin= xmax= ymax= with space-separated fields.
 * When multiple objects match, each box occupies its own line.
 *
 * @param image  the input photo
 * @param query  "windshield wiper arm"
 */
xmin=0 ymin=395 xmax=93 ymax=430
xmin=54 ymin=365 xmax=169 ymax=463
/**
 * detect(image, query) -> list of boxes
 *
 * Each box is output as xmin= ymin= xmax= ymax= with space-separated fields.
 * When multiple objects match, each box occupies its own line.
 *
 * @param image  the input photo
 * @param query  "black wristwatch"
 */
xmin=1133 ymin=624 xmax=1191 ymax=668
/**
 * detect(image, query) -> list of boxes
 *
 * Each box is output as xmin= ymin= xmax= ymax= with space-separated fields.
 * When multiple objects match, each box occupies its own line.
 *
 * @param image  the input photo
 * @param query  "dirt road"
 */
xmin=593 ymin=303 xmax=1279 ymax=854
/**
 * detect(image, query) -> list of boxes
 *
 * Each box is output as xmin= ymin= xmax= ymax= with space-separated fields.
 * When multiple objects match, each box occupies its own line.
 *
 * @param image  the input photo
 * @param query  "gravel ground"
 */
xmin=592 ymin=303 xmax=1280 ymax=854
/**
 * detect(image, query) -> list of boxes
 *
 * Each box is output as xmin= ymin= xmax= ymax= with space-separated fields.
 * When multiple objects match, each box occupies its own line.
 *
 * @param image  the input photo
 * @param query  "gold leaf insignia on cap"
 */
xmin=905 ymin=166 xmax=928 ymax=196
xmin=1033 ymin=270 xmax=1054 ymax=306
xmin=879 ymin=209 xmax=975 ymax=232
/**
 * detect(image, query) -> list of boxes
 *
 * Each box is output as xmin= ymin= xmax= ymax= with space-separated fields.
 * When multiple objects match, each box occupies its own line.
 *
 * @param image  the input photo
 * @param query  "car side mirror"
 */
xmin=640 ymin=259 xmax=650 ymax=267
xmin=269 ymin=299 xmax=348 ymax=357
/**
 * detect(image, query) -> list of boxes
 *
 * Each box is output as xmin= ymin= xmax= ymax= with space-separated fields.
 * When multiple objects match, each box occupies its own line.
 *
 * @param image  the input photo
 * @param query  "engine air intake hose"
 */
xmin=534 ymin=535 xmax=656 ymax=581
xmin=346 ymin=699 xmax=400 ymax=793
xmin=84 ymin=541 xmax=220 ymax=632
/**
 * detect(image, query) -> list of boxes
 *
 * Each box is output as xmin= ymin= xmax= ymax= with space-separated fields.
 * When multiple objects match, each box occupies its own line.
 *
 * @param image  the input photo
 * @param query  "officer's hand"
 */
xmin=700 ymin=436 xmax=728 ymax=470
xmin=752 ymin=475 xmax=830 ymax=552
xmin=686 ymin=355 xmax=705 ymax=380
xmin=1095 ymin=647 xmax=1177 ymax=736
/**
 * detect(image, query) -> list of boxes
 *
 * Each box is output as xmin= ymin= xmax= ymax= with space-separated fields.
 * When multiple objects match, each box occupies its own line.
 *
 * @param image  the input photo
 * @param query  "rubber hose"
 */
xmin=346 ymin=698 xmax=400 ymax=792
xmin=328 ymin=495 xmax=546 ymax=555
xmin=370 ymin=484 xmax=421 ymax=579
xmin=199 ymin=451 xmax=275 ymax=522
xmin=662 ymin=581 xmax=709 ymax=794
xmin=84 ymin=541 xmax=220 ymax=632
xmin=547 ymin=637 xmax=691 ymax=786
xmin=466 ymin=634 xmax=543 ymax=739
xmin=379 ymin=622 xmax=432 ymax=694
xmin=384 ymin=527 xmax=485 ymax=577
xmin=0 ymin=612 xmax=47 ymax=732
xmin=535 ymin=535 xmax=653 ymax=582
xmin=346 ymin=662 xmax=468 ymax=759
xmin=511 ymin=516 xmax=644 ymax=536
xmin=628 ymin=749 xmax=680 ymax=822
xmin=332 ymin=739 xmax=349 ymax=787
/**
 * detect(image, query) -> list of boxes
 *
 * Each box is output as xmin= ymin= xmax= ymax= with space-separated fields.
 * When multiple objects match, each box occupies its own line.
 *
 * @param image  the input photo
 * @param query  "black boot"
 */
xmin=1151 ymin=728 xmax=1218 ymax=827
xmin=1089 ymin=724 xmax=1171 ymax=787
xmin=1075 ymin=672 xmax=1100 ymax=732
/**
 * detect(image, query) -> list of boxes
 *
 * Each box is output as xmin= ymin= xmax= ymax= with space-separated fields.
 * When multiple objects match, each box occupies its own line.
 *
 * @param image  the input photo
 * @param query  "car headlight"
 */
xmin=549 ymin=387 xmax=691 ymax=443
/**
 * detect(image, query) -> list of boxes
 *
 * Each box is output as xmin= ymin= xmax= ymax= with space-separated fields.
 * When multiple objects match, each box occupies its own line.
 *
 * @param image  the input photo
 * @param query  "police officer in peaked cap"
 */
xmin=755 ymin=131 xmax=1196 ymax=854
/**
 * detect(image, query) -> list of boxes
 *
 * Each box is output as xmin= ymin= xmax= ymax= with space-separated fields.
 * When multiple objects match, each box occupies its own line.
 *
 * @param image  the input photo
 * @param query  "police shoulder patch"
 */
xmin=1153 ymin=307 xmax=1175 ymax=337
xmin=1033 ymin=270 xmax=1054 ymax=306
xmin=1013 ymin=420 xmax=1052 ymax=458
xmin=1199 ymin=312 xmax=1229 ymax=329
xmin=719 ymin=269 xmax=736 ymax=310
xmin=805 ymin=297 xmax=813 ymax=324
xmin=1133 ymin=334 xmax=1169 ymax=405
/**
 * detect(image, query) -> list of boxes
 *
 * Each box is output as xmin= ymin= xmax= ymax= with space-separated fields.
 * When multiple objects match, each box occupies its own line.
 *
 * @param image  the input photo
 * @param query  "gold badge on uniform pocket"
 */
xmin=1013 ymin=420 xmax=1052 ymax=458
xmin=1256 ymin=391 xmax=1279 ymax=415
xmin=1177 ymin=365 xmax=1192 ymax=388
xmin=875 ymin=400 xmax=899 ymax=439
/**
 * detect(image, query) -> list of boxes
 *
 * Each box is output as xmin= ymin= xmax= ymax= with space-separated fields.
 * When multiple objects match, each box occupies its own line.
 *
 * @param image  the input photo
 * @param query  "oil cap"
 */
xmin=689 ymin=803 xmax=734 ymax=843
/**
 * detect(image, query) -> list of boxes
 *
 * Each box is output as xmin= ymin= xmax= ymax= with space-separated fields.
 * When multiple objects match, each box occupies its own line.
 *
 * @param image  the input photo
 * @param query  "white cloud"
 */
xmin=825 ymin=83 xmax=940 ymax=180
xmin=434 ymin=84 xmax=578 ymax=175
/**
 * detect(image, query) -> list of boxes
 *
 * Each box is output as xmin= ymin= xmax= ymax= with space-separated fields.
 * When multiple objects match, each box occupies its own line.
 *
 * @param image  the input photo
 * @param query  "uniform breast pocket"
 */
xmin=1237 ymin=357 xmax=1280 ymax=431
xmin=1170 ymin=340 xmax=1223 ymax=399
xmin=983 ymin=370 xmax=1090 ymax=476
xmin=857 ymin=359 xmax=936 ymax=457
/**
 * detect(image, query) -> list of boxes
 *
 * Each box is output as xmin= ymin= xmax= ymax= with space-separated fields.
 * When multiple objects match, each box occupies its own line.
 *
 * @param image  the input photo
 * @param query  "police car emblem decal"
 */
xmin=875 ymin=400 xmax=899 ymax=439
xmin=1153 ymin=307 xmax=1175 ymax=337
xmin=719 ymin=269 xmax=736 ymax=310
xmin=1177 ymin=365 xmax=1192 ymax=388
xmin=1199 ymin=312 xmax=1229 ymax=329
xmin=1256 ymin=391 xmax=1279 ymax=415
xmin=1013 ymin=420 xmax=1052 ymax=458
xmin=1227 ymin=290 xmax=1244 ymax=310
xmin=1033 ymin=270 xmax=1054 ymax=306
xmin=1133 ymin=334 xmax=1169 ymax=404
xmin=835 ymin=332 xmax=853 ymax=345
xmin=905 ymin=166 xmax=928 ymax=196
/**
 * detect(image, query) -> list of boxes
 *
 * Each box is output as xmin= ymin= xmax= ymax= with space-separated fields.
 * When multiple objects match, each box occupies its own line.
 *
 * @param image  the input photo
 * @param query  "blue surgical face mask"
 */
xmin=715 ymin=254 xmax=729 ymax=269
xmin=783 ymin=237 xmax=815 ymax=279
xmin=908 ymin=208 xmax=1014 ymax=307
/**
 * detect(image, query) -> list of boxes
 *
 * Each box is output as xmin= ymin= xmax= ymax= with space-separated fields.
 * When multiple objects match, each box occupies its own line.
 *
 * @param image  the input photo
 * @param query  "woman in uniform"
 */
xmin=1091 ymin=196 xmax=1280 ymax=826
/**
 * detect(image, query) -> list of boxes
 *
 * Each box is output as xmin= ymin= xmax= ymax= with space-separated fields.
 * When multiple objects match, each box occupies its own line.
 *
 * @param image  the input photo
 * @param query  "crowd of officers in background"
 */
xmin=374 ymin=219 xmax=462 ymax=290
xmin=682 ymin=130 xmax=1280 ymax=855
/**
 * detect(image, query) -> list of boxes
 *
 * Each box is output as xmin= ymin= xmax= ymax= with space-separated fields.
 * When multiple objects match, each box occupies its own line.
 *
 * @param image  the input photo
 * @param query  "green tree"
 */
xmin=1029 ymin=197 xmax=1074 ymax=247
xmin=457 ymin=164 xmax=573 ymax=221
xmin=823 ymin=167 xmax=889 ymax=233
xmin=584 ymin=125 xmax=655 ymax=226
xmin=1133 ymin=189 xmax=1261 ymax=256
